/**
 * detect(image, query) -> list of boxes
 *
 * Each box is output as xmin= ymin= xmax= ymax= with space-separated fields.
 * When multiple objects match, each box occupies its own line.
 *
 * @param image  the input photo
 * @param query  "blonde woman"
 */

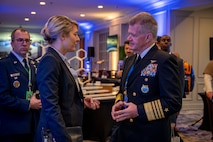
xmin=36 ymin=16 xmax=100 ymax=142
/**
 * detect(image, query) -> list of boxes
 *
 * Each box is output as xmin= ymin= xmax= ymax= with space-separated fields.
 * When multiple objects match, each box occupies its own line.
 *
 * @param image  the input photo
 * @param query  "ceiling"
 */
xmin=0 ymin=0 xmax=213 ymax=33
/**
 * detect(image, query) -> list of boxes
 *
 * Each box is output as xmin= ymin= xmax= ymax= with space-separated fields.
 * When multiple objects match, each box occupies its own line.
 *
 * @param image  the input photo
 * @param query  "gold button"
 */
xmin=130 ymin=118 xmax=133 ymax=122
xmin=133 ymin=92 xmax=136 ymax=96
xmin=145 ymin=78 xmax=148 ymax=82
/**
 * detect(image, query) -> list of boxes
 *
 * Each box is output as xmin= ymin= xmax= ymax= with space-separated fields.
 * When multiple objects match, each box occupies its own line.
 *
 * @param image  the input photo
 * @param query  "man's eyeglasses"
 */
xmin=15 ymin=38 xmax=32 ymax=43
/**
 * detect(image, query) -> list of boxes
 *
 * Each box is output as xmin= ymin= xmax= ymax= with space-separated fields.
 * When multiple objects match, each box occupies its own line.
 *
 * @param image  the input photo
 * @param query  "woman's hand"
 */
xmin=84 ymin=97 xmax=100 ymax=110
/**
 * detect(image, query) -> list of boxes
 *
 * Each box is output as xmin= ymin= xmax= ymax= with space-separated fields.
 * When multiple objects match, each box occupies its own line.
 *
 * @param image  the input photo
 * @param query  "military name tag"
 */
xmin=26 ymin=91 xmax=33 ymax=100
xmin=10 ymin=72 xmax=20 ymax=77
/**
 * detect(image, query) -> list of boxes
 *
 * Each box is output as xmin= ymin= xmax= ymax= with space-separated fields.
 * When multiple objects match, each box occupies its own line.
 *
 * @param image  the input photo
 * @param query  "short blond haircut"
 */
xmin=41 ymin=15 xmax=78 ymax=44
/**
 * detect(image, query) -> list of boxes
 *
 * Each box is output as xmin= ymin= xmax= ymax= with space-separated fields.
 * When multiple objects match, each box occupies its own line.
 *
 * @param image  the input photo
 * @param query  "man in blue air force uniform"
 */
xmin=0 ymin=28 xmax=41 ymax=142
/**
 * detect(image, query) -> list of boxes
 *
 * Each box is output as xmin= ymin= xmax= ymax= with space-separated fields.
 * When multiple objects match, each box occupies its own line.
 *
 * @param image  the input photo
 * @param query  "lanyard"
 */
xmin=124 ymin=64 xmax=135 ymax=103
xmin=124 ymin=64 xmax=134 ymax=90
xmin=25 ymin=58 xmax=32 ymax=92
xmin=123 ymin=55 xmax=140 ymax=102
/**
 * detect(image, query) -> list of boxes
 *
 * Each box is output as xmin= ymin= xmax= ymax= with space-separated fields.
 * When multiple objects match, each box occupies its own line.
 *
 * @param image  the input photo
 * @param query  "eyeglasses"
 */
xmin=15 ymin=38 xmax=32 ymax=43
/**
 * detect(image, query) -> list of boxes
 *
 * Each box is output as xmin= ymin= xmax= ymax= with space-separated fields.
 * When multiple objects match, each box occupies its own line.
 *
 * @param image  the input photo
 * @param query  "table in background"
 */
xmin=83 ymin=99 xmax=115 ymax=142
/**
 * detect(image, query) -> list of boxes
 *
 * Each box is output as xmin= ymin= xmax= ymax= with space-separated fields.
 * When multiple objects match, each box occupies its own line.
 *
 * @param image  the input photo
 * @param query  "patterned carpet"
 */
xmin=84 ymin=109 xmax=213 ymax=142
xmin=176 ymin=109 xmax=213 ymax=142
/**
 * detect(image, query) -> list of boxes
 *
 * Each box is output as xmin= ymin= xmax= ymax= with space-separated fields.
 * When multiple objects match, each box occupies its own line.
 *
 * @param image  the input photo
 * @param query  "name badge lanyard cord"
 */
xmin=124 ymin=63 xmax=135 ymax=103
xmin=124 ymin=56 xmax=140 ymax=103
xmin=26 ymin=59 xmax=32 ymax=92
xmin=25 ymin=58 xmax=33 ymax=100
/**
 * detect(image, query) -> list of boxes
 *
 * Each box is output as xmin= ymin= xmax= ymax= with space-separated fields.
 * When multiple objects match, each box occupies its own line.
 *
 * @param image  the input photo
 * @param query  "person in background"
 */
xmin=203 ymin=60 xmax=213 ymax=140
xmin=158 ymin=35 xmax=184 ymax=96
xmin=116 ymin=40 xmax=134 ymax=78
xmin=0 ymin=27 xmax=42 ymax=142
xmin=159 ymin=35 xmax=181 ymax=58
xmin=111 ymin=12 xmax=182 ymax=142
xmin=35 ymin=15 xmax=100 ymax=142
xmin=158 ymin=35 xmax=185 ymax=133
xmin=156 ymin=36 xmax=161 ymax=49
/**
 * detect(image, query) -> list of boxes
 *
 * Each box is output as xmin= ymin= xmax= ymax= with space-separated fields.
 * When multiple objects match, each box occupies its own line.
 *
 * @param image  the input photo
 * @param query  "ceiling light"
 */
xmin=152 ymin=1 xmax=165 ymax=8
xmin=79 ymin=22 xmax=93 ymax=30
xmin=24 ymin=17 xmax=29 ymax=22
xmin=80 ymin=14 xmax=85 ymax=17
xmin=40 ymin=2 xmax=46 ymax=5
xmin=97 ymin=5 xmax=103 ymax=9
xmin=31 ymin=11 xmax=36 ymax=15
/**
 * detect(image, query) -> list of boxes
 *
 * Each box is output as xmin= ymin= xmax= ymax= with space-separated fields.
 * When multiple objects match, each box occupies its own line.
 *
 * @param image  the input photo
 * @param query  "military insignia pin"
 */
xmin=141 ymin=84 xmax=149 ymax=93
xmin=13 ymin=81 xmax=20 ymax=88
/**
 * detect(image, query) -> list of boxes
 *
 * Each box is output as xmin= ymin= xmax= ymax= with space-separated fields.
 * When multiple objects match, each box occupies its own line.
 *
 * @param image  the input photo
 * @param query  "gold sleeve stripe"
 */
xmin=151 ymin=101 xmax=159 ymax=119
xmin=153 ymin=100 xmax=165 ymax=119
xmin=144 ymin=102 xmax=156 ymax=121
xmin=154 ymin=100 xmax=162 ymax=119
xmin=153 ymin=100 xmax=162 ymax=119
xmin=144 ymin=99 xmax=165 ymax=121
xmin=156 ymin=99 xmax=165 ymax=119
xmin=115 ymin=93 xmax=123 ymax=103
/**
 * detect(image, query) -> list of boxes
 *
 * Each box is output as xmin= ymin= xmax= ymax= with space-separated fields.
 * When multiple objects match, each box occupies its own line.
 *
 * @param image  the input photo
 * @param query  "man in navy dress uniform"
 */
xmin=0 ymin=28 xmax=42 ymax=142
xmin=111 ymin=12 xmax=182 ymax=142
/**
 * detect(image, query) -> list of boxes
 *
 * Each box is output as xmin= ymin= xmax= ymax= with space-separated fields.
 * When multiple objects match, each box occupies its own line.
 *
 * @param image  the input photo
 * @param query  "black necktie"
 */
xmin=23 ymin=58 xmax=29 ymax=71
xmin=135 ymin=55 xmax=141 ymax=65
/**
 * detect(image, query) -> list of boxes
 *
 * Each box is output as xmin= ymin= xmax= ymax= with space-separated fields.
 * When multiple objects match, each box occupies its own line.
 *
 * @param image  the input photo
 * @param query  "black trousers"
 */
xmin=0 ymin=134 xmax=33 ymax=142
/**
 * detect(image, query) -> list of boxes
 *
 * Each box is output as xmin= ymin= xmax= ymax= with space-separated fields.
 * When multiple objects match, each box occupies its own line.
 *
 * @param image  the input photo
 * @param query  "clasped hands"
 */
xmin=111 ymin=101 xmax=139 ymax=122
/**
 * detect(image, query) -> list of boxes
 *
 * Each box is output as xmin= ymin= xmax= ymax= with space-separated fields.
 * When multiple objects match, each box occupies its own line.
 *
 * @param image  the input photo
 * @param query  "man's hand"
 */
xmin=111 ymin=101 xmax=139 ymax=122
xmin=29 ymin=93 xmax=42 ymax=110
